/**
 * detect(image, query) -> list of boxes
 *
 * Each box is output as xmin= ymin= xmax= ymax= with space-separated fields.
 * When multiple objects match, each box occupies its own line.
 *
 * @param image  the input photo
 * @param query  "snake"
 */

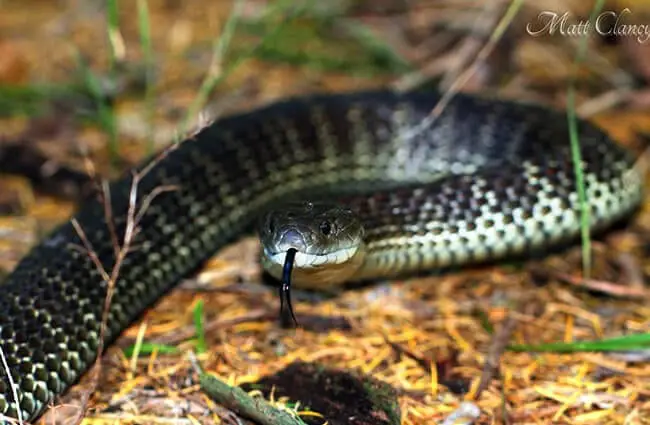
xmin=0 ymin=90 xmax=644 ymax=423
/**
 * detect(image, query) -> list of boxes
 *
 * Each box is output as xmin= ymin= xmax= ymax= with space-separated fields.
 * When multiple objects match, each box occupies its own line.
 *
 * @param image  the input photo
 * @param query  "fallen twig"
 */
xmin=475 ymin=315 xmax=518 ymax=398
xmin=199 ymin=373 xmax=306 ymax=425
xmin=551 ymin=271 xmax=648 ymax=299
xmin=528 ymin=263 xmax=649 ymax=299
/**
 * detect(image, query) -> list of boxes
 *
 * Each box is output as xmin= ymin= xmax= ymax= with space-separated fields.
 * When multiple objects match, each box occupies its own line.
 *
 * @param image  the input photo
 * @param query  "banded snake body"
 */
xmin=0 ymin=90 xmax=644 ymax=422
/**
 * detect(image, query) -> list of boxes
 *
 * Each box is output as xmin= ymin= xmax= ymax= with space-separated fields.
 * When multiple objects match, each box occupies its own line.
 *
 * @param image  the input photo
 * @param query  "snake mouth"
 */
xmin=265 ymin=245 xmax=360 ymax=269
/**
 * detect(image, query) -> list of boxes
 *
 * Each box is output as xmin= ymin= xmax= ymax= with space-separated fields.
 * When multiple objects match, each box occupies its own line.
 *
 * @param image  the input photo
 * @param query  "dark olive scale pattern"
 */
xmin=0 ymin=91 xmax=643 ymax=422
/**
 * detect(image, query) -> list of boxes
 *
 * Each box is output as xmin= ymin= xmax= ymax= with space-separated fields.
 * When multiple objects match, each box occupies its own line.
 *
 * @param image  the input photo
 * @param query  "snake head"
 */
xmin=258 ymin=201 xmax=365 ymax=289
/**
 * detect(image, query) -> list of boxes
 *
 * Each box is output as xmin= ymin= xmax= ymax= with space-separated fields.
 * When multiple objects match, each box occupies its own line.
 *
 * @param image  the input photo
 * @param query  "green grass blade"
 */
xmin=193 ymin=299 xmax=207 ymax=354
xmin=476 ymin=309 xmax=494 ymax=335
xmin=341 ymin=21 xmax=410 ymax=72
xmin=137 ymin=0 xmax=155 ymax=154
xmin=103 ymin=0 xmax=122 ymax=165
xmin=567 ymin=87 xmax=591 ymax=276
xmin=567 ymin=0 xmax=607 ymax=278
xmin=129 ymin=323 xmax=147 ymax=372
xmin=106 ymin=0 xmax=121 ymax=70
xmin=509 ymin=332 xmax=650 ymax=353
xmin=74 ymin=50 xmax=118 ymax=161
xmin=179 ymin=0 xmax=314 ymax=136
xmin=0 ymin=84 xmax=74 ymax=117
xmin=123 ymin=342 xmax=181 ymax=357
xmin=180 ymin=0 xmax=245 ymax=136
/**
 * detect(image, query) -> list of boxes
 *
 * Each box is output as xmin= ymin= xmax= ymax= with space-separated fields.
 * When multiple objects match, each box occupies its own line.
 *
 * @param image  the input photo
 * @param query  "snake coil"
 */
xmin=0 ymin=91 xmax=643 ymax=422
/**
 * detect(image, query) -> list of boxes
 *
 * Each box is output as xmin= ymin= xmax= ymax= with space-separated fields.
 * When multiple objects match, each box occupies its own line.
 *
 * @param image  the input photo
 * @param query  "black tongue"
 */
xmin=280 ymin=248 xmax=299 ymax=328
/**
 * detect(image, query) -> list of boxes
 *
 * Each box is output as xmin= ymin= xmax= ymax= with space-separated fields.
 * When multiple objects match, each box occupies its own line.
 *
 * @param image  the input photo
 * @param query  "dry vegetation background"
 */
xmin=2 ymin=0 xmax=650 ymax=424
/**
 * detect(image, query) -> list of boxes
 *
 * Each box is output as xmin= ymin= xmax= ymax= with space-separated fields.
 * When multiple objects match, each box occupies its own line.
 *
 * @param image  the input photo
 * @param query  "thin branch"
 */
xmin=67 ymin=143 xmax=181 ymax=423
xmin=137 ymin=140 xmax=179 ymax=179
xmin=133 ymin=184 xmax=180 ymax=225
xmin=0 ymin=345 xmax=23 ymax=425
xmin=102 ymin=181 xmax=121 ymax=261
xmin=553 ymin=272 xmax=649 ymax=299
xmin=69 ymin=221 xmax=111 ymax=284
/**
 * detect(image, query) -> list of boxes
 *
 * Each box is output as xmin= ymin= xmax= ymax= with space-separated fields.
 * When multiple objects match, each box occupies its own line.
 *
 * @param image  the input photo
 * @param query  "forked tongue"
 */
xmin=280 ymin=248 xmax=299 ymax=327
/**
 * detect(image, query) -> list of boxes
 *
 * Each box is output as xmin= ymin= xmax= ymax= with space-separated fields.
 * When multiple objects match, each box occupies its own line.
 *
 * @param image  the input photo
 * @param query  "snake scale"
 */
xmin=0 ymin=90 xmax=644 ymax=422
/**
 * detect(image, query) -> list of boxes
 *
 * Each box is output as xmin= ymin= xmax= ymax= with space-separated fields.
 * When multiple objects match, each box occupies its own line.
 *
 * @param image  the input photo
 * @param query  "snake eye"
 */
xmin=319 ymin=221 xmax=332 ymax=235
